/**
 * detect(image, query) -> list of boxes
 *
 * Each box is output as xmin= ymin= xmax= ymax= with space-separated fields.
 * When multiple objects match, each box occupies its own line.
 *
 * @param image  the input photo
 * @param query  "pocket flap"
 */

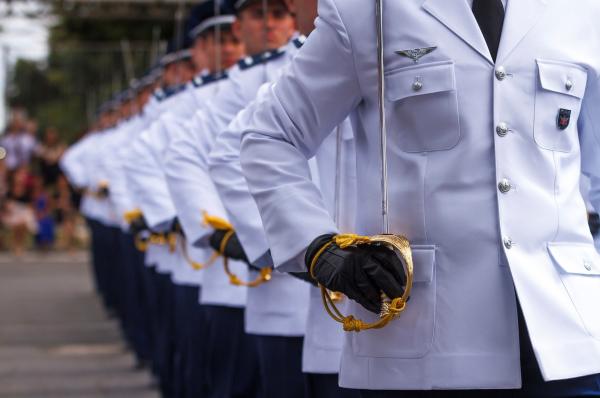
xmin=410 ymin=245 xmax=436 ymax=283
xmin=537 ymin=59 xmax=587 ymax=99
xmin=386 ymin=61 xmax=456 ymax=102
xmin=547 ymin=242 xmax=600 ymax=276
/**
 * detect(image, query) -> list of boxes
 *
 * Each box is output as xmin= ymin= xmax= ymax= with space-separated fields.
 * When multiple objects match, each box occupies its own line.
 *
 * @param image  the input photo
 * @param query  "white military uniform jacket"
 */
xmin=240 ymin=0 xmax=600 ymax=390
xmin=301 ymin=118 xmax=357 ymax=374
xmin=126 ymin=85 xmax=214 ymax=286
xmin=124 ymin=90 xmax=183 ymax=275
xmin=164 ymin=74 xmax=248 ymax=308
xmin=208 ymin=39 xmax=310 ymax=336
xmin=60 ymin=131 xmax=112 ymax=224
xmin=102 ymin=114 xmax=144 ymax=231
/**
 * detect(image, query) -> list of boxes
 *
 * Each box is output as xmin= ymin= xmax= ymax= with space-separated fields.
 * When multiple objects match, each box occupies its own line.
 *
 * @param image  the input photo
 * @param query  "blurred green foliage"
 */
xmin=8 ymin=13 xmax=175 ymax=142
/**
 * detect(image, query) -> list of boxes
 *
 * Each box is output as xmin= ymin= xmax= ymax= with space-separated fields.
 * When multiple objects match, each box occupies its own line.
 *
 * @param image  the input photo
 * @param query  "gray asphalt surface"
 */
xmin=0 ymin=251 xmax=159 ymax=398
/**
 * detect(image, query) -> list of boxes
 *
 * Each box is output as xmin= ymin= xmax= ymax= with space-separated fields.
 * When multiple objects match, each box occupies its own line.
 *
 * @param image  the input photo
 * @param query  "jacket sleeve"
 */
xmin=60 ymin=138 xmax=90 ymax=189
xmin=580 ymin=72 xmax=600 ymax=214
xmin=164 ymin=110 xmax=229 ymax=247
xmin=239 ymin=0 xmax=361 ymax=271
xmin=124 ymin=121 xmax=176 ymax=231
xmin=209 ymin=95 xmax=272 ymax=266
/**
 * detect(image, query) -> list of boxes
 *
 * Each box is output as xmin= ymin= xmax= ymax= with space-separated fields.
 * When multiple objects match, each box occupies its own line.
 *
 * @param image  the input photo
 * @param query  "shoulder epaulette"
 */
xmin=293 ymin=35 xmax=306 ymax=49
xmin=192 ymin=71 xmax=229 ymax=88
xmin=237 ymin=48 xmax=286 ymax=71
xmin=152 ymin=88 xmax=166 ymax=101
xmin=154 ymin=84 xmax=186 ymax=102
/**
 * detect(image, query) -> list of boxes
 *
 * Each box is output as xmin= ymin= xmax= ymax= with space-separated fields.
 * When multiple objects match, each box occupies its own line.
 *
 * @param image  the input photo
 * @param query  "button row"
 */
xmin=496 ymin=67 xmax=515 ymax=252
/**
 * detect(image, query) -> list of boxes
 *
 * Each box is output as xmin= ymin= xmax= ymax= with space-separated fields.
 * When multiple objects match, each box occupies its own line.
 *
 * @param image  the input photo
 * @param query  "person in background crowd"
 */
xmin=0 ymin=111 xmax=37 ymax=172
xmin=36 ymin=127 xmax=67 ymax=188
xmin=0 ymin=166 xmax=37 ymax=256
xmin=32 ymin=175 xmax=55 ymax=250
xmin=54 ymin=174 xmax=77 ymax=252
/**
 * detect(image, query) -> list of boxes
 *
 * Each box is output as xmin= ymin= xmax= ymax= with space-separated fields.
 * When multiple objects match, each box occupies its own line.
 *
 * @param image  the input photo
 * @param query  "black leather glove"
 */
xmin=209 ymin=229 xmax=249 ymax=263
xmin=171 ymin=217 xmax=185 ymax=237
xmin=589 ymin=213 xmax=600 ymax=237
xmin=306 ymin=234 xmax=407 ymax=314
xmin=129 ymin=216 xmax=149 ymax=236
xmin=97 ymin=186 xmax=110 ymax=198
xmin=288 ymin=272 xmax=318 ymax=287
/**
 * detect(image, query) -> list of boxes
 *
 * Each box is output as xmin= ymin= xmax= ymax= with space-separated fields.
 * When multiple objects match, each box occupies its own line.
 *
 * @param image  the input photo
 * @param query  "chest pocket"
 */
xmin=534 ymin=60 xmax=588 ymax=153
xmin=385 ymin=60 xmax=460 ymax=153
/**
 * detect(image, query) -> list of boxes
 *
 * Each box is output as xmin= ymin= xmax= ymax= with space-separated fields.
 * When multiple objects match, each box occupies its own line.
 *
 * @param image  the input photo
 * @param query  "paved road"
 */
xmin=0 ymin=251 xmax=159 ymax=398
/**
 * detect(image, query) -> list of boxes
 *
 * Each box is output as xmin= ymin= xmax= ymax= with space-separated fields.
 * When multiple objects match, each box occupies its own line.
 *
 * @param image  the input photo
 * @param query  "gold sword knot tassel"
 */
xmin=203 ymin=212 xmax=272 ymax=288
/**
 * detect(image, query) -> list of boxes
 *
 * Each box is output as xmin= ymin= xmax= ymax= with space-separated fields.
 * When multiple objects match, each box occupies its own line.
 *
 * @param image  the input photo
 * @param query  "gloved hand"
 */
xmin=129 ymin=215 xmax=149 ymax=236
xmin=209 ymin=229 xmax=249 ymax=263
xmin=97 ymin=186 xmax=110 ymax=198
xmin=171 ymin=217 xmax=185 ymax=237
xmin=589 ymin=213 xmax=600 ymax=237
xmin=306 ymin=234 xmax=407 ymax=314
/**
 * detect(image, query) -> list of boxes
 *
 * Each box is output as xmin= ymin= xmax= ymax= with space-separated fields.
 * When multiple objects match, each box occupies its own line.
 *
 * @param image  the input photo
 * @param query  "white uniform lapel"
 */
xmin=422 ymin=0 xmax=493 ymax=64
xmin=497 ymin=0 xmax=549 ymax=63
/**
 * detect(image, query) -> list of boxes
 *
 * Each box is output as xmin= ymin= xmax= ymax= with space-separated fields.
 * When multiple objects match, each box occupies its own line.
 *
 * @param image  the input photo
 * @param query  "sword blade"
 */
xmin=376 ymin=0 xmax=389 ymax=234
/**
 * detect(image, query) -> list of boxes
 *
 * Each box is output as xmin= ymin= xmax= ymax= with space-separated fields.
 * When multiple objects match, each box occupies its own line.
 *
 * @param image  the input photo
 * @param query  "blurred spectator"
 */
xmin=0 ymin=166 xmax=37 ymax=256
xmin=54 ymin=175 xmax=77 ymax=252
xmin=0 ymin=111 xmax=38 ymax=171
xmin=32 ymin=175 xmax=55 ymax=250
xmin=0 ymin=111 xmax=86 ymax=254
xmin=36 ymin=127 xmax=67 ymax=187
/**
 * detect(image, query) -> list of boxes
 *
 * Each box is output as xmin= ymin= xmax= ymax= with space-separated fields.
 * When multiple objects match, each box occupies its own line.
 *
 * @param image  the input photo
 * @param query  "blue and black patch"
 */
xmin=192 ymin=71 xmax=229 ymax=88
xmin=237 ymin=48 xmax=286 ymax=71
xmin=293 ymin=35 xmax=306 ymax=49
xmin=152 ymin=84 xmax=187 ymax=102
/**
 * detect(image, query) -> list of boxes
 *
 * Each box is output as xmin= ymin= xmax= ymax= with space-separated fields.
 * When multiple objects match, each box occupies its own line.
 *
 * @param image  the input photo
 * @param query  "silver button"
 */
xmin=503 ymin=237 xmax=513 ymax=249
xmin=496 ymin=123 xmax=509 ymax=137
xmin=412 ymin=80 xmax=423 ymax=92
xmin=498 ymin=178 xmax=512 ymax=194
xmin=584 ymin=261 xmax=593 ymax=271
xmin=495 ymin=67 xmax=507 ymax=81
xmin=565 ymin=79 xmax=573 ymax=91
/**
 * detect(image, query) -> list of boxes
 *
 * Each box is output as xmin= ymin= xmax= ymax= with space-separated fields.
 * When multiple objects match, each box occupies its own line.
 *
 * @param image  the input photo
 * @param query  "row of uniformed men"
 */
xmin=61 ymin=0 xmax=600 ymax=396
xmin=60 ymin=0 xmax=361 ymax=397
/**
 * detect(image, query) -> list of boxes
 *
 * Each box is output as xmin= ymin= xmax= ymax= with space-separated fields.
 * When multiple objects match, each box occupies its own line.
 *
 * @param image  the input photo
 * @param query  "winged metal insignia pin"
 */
xmin=395 ymin=47 xmax=437 ymax=63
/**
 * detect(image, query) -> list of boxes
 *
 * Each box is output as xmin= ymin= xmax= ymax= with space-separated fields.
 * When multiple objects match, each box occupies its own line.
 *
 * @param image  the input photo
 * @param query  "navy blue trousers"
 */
xmin=172 ymin=284 xmax=202 ymax=398
xmin=104 ymin=226 xmax=123 ymax=318
xmin=117 ymin=232 xmax=152 ymax=363
xmin=185 ymin=299 xmax=208 ymax=398
xmin=203 ymin=305 xmax=261 ymax=398
xmin=116 ymin=232 xmax=134 ymax=346
xmin=141 ymin=264 xmax=160 ymax=377
xmin=87 ymin=220 xmax=122 ymax=314
xmin=251 ymin=335 xmax=305 ymax=398
xmin=359 ymin=304 xmax=600 ymax=398
xmin=304 ymin=374 xmax=361 ymax=398
xmin=154 ymin=271 xmax=176 ymax=397
xmin=92 ymin=223 xmax=120 ymax=314
xmin=86 ymin=219 xmax=108 ymax=307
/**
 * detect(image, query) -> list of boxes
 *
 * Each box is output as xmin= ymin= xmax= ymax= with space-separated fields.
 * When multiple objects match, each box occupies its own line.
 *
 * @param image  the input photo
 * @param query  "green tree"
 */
xmin=8 ymin=11 xmax=177 ymax=142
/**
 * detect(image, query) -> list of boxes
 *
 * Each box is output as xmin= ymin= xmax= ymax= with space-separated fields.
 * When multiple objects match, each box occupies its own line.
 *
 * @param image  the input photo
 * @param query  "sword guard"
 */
xmin=312 ymin=233 xmax=414 ymax=332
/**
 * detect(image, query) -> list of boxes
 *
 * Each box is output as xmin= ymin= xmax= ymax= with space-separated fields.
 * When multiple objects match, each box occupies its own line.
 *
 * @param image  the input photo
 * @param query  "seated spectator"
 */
xmin=0 ymin=166 xmax=37 ymax=256
xmin=36 ymin=127 xmax=66 ymax=188
xmin=32 ymin=175 xmax=55 ymax=250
